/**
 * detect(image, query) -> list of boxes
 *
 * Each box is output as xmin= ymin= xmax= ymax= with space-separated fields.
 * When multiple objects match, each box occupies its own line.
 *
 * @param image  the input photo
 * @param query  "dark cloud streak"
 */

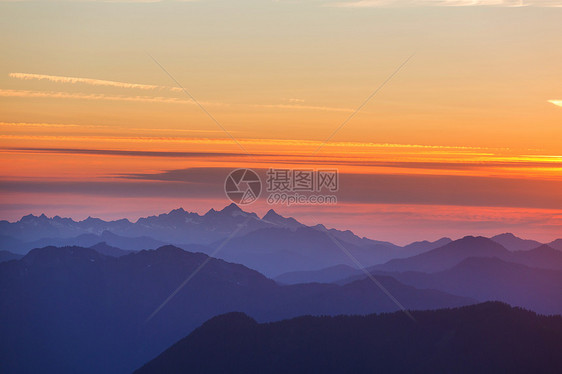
xmin=3 ymin=167 xmax=562 ymax=210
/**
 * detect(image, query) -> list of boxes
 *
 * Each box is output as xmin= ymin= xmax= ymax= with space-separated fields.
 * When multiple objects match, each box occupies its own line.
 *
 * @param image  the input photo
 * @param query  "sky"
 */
xmin=1 ymin=0 xmax=561 ymax=244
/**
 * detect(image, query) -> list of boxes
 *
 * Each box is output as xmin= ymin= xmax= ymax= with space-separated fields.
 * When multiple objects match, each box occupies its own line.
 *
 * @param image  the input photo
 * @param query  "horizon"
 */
xmin=3 ymin=203 xmax=559 ymax=246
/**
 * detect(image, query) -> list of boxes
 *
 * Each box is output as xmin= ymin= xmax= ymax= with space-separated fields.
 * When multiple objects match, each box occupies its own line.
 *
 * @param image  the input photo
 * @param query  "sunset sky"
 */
xmin=1 ymin=0 xmax=561 ymax=244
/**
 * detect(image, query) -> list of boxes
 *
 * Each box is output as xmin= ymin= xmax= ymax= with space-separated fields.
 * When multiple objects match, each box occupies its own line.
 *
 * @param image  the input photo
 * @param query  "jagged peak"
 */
xmin=263 ymin=208 xmax=281 ymax=220
xmin=169 ymin=207 xmax=187 ymax=214
xmin=221 ymin=203 xmax=243 ymax=213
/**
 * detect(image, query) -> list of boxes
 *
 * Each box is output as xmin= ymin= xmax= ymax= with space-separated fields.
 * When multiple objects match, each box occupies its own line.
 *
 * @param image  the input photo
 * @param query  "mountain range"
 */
xmin=275 ymin=235 xmax=562 ymax=315
xmin=2 ymin=205 xmax=558 ymax=277
xmin=0 ymin=244 xmax=472 ymax=374
xmin=1 ymin=205 xmax=561 ymax=373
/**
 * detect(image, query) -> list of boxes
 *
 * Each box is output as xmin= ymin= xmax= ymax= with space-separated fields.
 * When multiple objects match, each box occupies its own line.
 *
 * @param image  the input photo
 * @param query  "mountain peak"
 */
xmin=83 ymin=216 xmax=103 ymax=224
xmin=202 ymin=312 xmax=257 ymax=330
xmin=262 ymin=209 xmax=303 ymax=229
xmin=154 ymin=244 xmax=186 ymax=254
xmin=493 ymin=233 xmax=516 ymax=239
xmin=169 ymin=207 xmax=187 ymax=214
xmin=20 ymin=213 xmax=38 ymax=222
xmin=263 ymin=209 xmax=281 ymax=220
xmin=490 ymin=233 xmax=542 ymax=251
xmin=221 ymin=203 xmax=243 ymax=213
xmin=440 ymin=236 xmax=509 ymax=256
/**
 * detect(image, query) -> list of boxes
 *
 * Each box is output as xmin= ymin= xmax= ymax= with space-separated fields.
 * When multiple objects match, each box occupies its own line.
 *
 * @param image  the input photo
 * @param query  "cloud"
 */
xmin=2 ymin=88 xmax=350 ymax=112
xmin=0 ymin=89 xmax=223 ymax=106
xmin=329 ymin=0 xmax=562 ymax=7
xmin=5 ymin=167 xmax=562 ymax=210
xmin=4 ymin=147 xmax=255 ymax=159
xmin=0 ymin=131 xmax=488 ymax=150
xmin=9 ymin=72 xmax=182 ymax=92
xmin=0 ymin=122 xmax=230 ymax=134
xmin=255 ymin=103 xmax=354 ymax=113
xmin=548 ymin=100 xmax=562 ymax=107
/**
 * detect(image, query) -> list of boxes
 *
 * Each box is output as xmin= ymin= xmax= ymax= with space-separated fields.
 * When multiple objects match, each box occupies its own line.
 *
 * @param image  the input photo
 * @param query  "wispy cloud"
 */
xmin=7 ymin=147 xmax=559 ymax=172
xmin=0 ymin=122 xmax=230 ymax=134
xmin=3 ymin=147 xmax=253 ymax=159
xmin=329 ymin=0 xmax=562 ymax=7
xmin=0 ymin=132 xmax=489 ymax=151
xmin=255 ymin=103 xmax=354 ymax=112
xmin=0 ymin=89 xmax=224 ymax=106
xmin=9 ymin=72 xmax=182 ymax=92
xmin=1 ymin=88 xmax=351 ymax=112
xmin=548 ymin=100 xmax=562 ymax=107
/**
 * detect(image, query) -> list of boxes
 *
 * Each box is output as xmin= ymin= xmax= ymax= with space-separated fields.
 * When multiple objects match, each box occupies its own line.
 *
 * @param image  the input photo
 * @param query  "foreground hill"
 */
xmin=134 ymin=302 xmax=562 ymax=374
xmin=0 ymin=245 xmax=472 ymax=374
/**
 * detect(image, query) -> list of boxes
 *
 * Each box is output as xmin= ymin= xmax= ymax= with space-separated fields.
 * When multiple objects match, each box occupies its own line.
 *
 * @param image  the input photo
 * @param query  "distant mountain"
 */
xmin=0 ymin=204 xmax=268 ymax=248
xmin=0 ymin=205 xmax=398 ymax=259
xmin=313 ymin=223 xmax=400 ymax=250
xmin=89 ymin=242 xmax=134 ymax=257
xmin=0 ymin=213 xmax=133 ymax=242
xmin=0 ymin=235 xmax=25 ymax=253
xmin=275 ymin=264 xmax=359 ymax=285
xmin=510 ymin=244 xmax=562 ymax=271
xmin=491 ymin=233 xmax=543 ymax=251
xmin=206 ymin=226 xmax=403 ymax=277
xmin=401 ymin=237 xmax=453 ymax=257
xmin=134 ymin=302 xmax=562 ymax=374
xmin=0 ymin=250 xmax=22 ymax=263
xmin=372 ymin=257 xmax=562 ymax=315
xmin=1 ymin=231 xmax=167 ymax=254
xmin=273 ymin=237 xmax=456 ymax=284
xmin=374 ymin=236 xmax=562 ymax=274
xmin=549 ymin=239 xmax=562 ymax=251
xmin=261 ymin=209 xmax=303 ymax=230
xmin=3 ymin=206 xmax=558 ymax=276
xmin=0 ymin=245 xmax=472 ymax=374
xmin=374 ymin=236 xmax=510 ymax=273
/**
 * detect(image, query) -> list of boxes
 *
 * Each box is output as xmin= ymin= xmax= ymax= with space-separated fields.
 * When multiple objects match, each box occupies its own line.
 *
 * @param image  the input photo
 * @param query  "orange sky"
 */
xmin=1 ymin=1 xmax=561 ymax=243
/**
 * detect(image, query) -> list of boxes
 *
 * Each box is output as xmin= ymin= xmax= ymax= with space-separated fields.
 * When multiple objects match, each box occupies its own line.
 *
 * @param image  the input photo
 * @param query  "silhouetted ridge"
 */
xmin=134 ymin=302 xmax=562 ymax=374
xmin=153 ymin=244 xmax=187 ymax=255
xmin=22 ymin=245 xmax=103 ymax=265
xmin=201 ymin=311 xmax=258 ymax=330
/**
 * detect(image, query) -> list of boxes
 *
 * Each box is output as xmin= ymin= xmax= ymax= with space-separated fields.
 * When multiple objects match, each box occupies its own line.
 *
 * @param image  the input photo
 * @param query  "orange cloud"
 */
xmin=9 ymin=72 xmax=182 ymax=92
xmin=0 ymin=89 xmax=223 ymax=106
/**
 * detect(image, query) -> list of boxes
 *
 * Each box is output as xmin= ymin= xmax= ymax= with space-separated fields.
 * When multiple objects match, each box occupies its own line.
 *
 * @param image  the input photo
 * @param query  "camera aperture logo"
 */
xmin=224 ymin=168 xmax=262 ymax=205
xmin=225 ymin=168 xmax=338 ymax=206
